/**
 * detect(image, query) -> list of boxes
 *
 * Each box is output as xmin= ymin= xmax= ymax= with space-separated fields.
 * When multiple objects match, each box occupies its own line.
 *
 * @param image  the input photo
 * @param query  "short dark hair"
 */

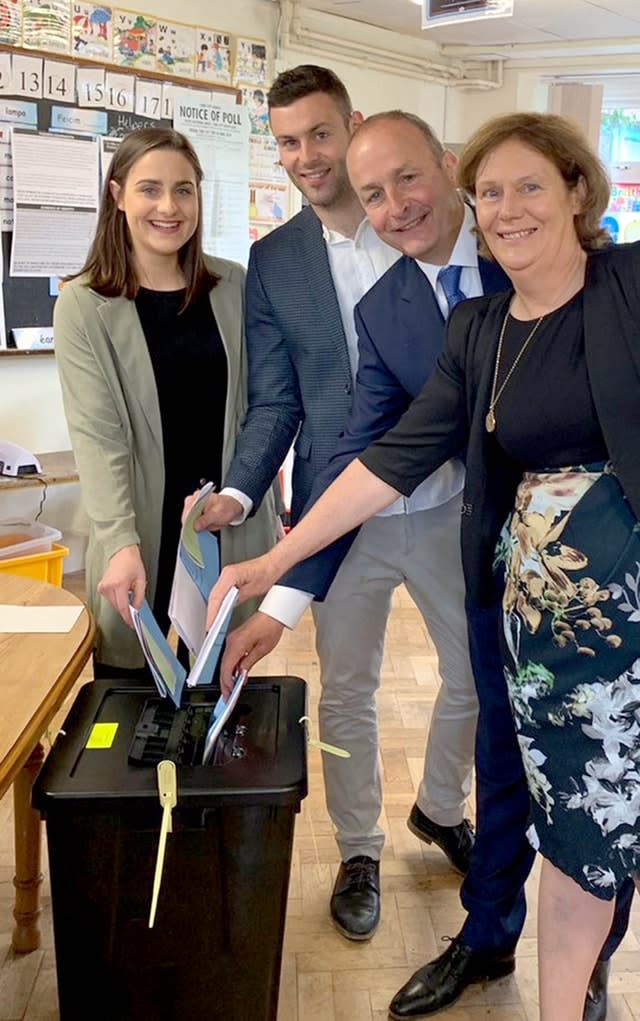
xmin=458 ymin=112 xmax=611 ymax=255
xmin=350 ymin=110 xmax=445 ymax=163
xmin=70 ymin=127 xmax=218 ymax=307
xmin=267 ymin=64 xmax=352 ymax=121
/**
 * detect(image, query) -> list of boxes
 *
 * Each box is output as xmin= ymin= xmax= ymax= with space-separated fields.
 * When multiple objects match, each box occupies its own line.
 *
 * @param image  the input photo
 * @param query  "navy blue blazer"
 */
xmin=223 ymin=205 xmax=354 ymax=524
xmin=282 ymin=253 xmax=510 ymax=597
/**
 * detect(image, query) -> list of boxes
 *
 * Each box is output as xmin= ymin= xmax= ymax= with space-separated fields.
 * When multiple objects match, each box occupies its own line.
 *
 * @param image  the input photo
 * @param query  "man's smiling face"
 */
xmin=271 ymin=91 xmax=361 ymax=211
xmin=347 ymin=118 xmax=464 ymax=265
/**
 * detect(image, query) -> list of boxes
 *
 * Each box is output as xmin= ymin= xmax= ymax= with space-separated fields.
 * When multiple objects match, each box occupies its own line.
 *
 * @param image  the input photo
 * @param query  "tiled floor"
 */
xmin=1 ymin=582 xmax=639 ymax=1019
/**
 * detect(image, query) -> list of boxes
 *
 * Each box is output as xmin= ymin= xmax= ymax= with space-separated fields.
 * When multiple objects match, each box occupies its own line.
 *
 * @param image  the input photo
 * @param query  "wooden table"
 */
xmin=0 ymin=574 xmax=94 ymax=953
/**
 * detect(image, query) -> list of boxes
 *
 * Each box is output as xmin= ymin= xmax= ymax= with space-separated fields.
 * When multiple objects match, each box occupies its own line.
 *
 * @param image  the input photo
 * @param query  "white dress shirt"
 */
xmin=261 ymin=208 xmax=485 ymax=628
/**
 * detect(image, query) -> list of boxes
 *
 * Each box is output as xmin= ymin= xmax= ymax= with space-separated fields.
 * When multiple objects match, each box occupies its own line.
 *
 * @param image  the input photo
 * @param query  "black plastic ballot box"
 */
xmin=34 ymin=677 xmax=307 ymax=1021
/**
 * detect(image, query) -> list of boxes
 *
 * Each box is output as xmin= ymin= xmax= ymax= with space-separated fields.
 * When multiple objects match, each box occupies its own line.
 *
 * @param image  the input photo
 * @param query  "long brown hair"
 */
xmin=70 ymin=127 xmax=219 ymax=306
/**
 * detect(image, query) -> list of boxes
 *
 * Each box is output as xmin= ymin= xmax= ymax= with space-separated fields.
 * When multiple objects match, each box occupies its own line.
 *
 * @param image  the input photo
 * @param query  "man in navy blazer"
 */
xmin=218 ymin=111 xmax=633 ymax=1020
xmin=195 ymin=69 xmax=481 ymax=944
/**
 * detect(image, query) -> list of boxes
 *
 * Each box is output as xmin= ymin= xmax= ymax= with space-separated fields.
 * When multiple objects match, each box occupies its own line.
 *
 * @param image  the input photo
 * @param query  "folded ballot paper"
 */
xmin=129 ymin=482 xmax=238 ymax=709
xmin=201 ymin=669 xmax=247 ymax=765
xmin=169 ymin=481 xmax=222 ymax=658
xmin=129 ymin=586 xmax=238 ymax=709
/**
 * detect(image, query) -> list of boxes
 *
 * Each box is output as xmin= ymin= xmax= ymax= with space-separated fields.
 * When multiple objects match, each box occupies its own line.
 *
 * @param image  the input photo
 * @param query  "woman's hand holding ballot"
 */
xmin=97 ymin=544 xmax=147 ymax=627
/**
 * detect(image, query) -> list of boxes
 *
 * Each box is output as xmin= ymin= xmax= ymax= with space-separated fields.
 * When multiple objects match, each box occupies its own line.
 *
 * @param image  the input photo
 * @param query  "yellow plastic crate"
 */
xmin=0 ymin=543 xmax=69 ymax=586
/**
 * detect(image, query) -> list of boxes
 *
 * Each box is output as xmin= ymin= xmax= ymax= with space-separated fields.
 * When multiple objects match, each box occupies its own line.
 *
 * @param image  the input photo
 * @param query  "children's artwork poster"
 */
xmin=241 ymin=85 xmax=269 ymax=136
xmin=248 ymin=220 xmax=274 ymax=244
xmin=608 ymin=182 xmax=640 ymax=214
xmin=0 ymin=0 xmax=22 ymax=45
xmin=0 ymin=6 xmax=267 ymax=95
xmin=195 ymin=28 xmax=231 ymax=85
xmin=113 ymin=8 xmax=156 ymax=70
xmin=250 ymin=181 xmax=287 ymax=224
xmin=233 ymin=37 xmax=267 ymax=87
xmin=156 ymin=19 xmax=194 ymax=79
xmin=22 ymin=0 xmax=70 ymax=52
xmin=71 ymin=3 xmax=112 ymax=60
xmin=249 ymin=134 xmax=286 ymax=186
xmin=604 ymin=183 xmax=640 ymax=244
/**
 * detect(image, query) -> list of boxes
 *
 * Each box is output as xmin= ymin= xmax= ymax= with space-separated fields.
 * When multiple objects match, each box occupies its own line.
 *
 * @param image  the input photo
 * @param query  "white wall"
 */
xmin=444 ymin=67 xmax=550 ymax=145
xmin=1 ymin=356 xmax=70 ymax=452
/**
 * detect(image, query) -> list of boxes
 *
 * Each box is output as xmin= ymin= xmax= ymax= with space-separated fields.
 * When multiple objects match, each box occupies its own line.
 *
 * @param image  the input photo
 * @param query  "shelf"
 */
xmin=0 ymin=451 xmax=78 ymax=490
xmin=0 ymin=348 xmax=54 ymax=357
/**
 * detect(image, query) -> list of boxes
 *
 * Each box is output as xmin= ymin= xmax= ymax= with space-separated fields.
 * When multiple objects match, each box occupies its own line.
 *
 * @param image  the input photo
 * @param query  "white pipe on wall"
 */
xmin=278 ymin=1 xmax=504 ymax=91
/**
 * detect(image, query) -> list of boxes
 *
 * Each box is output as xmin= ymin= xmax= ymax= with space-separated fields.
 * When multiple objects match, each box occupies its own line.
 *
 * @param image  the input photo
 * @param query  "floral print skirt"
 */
xmin=495 ymin=463 xmax=640 ymax=899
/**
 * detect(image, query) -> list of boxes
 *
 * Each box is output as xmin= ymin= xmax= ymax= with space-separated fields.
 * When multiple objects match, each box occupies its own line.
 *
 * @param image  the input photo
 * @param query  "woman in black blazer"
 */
xmin=208 ymin=113 xmax=640 ymax=1021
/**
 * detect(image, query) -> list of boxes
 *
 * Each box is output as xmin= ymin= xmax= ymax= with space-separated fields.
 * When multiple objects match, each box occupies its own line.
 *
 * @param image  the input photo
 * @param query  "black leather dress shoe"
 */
xmin=330 ymin=855 xmax=380 ymax=941
xmin=389 ymin=937 xmax=516 ymax=1019
xmin=407 ymin=803 xmax=475 ymax=875
xmin=583 ymin=959 xmax=609 ymax=1021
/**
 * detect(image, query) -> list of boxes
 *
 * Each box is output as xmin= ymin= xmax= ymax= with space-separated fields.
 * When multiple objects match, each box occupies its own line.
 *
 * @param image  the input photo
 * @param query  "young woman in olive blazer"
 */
xmin=54 ymin=128 xmax=279 ymax=669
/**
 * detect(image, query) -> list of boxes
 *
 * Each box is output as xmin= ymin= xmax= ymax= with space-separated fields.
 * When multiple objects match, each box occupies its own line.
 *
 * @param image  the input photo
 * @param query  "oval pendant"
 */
xmin=485 ymin=409 xmax=496 ymax=433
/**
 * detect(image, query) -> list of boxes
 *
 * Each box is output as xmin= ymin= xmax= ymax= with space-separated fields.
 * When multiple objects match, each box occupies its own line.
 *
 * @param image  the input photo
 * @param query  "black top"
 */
xmin=494 ymin=291 xmax=608 ymax=467
xmin=359 ymin=242 xmax=640 ymax=606
xmin=135 ymin=287 xmax=227 ymax=629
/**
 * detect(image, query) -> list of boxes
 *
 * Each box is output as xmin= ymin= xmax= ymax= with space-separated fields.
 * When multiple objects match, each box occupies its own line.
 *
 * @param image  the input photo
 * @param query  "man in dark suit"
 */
xmin=194 ymin=67 xmax=480 ymax=943
xmin=216 ymin=111 xmax=633 ymax=1020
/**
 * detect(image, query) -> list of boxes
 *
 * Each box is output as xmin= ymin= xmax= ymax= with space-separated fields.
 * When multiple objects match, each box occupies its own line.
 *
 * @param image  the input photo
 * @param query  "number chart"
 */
xmin=0 ymin=43 xmax=238 ymax=344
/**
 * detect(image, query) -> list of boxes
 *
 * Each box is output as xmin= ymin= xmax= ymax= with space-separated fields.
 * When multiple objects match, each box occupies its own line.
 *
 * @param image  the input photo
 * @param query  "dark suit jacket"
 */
xmin=360 ymin=242 xmax=640 ymax=607
xmin=282 ymin=253 xmax=510 ymax=597
xmin=223 ymin=205 xmax=354 ymax=524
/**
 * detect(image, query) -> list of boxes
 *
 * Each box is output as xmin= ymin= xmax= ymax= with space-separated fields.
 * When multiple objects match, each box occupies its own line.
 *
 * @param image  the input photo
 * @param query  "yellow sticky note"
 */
xmin=86 ymin=722 xmax=119 ymax=749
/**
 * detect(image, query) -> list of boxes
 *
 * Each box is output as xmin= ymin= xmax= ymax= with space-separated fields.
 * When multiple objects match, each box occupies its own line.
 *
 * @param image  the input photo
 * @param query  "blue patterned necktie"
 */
xmin=437 ymin=264 xmax=466 ymax=317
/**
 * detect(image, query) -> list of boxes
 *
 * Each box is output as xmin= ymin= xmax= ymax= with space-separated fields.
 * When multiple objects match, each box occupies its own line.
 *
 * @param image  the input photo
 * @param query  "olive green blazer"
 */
xmin=54 ymin=256 xmax=280 ymax=668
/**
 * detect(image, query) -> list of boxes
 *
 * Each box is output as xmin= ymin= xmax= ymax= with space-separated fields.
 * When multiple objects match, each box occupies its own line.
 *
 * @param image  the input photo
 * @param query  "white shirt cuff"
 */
xmin=260 ymin=585 xmax=314 ymax=629
xmin=220 ymin=486 xmax=253 ymax=525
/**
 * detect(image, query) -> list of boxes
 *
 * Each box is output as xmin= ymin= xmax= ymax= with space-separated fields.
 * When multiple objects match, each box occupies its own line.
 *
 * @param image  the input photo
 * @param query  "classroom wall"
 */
xmin=444 ymin=67 xmax=552 ymax=145
xmin=0 ymin=0 xmax=451 ymax=473
xmin=0 ymin=0 xmax=608 ymax=562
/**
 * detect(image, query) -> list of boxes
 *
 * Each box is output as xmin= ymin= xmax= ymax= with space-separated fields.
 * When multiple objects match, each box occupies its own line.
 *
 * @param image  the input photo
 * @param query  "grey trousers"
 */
xmin=312 ymin=492 xmax=478 ymax=862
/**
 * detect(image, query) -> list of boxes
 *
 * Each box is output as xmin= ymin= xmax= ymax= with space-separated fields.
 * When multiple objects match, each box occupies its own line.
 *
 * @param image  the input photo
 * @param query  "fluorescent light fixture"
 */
xmin=423 ymin=0 xmax=514 ymax=30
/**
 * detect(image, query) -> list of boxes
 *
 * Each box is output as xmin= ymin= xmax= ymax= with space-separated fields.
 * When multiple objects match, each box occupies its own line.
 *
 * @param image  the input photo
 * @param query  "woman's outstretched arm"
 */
xmin=206 ymin=458 xmax=399 ymax=628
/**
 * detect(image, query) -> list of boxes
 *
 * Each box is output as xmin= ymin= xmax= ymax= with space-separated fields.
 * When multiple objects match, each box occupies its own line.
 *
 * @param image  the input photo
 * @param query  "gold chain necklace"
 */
xmin=485 ymin=309 xmax=545 ymax=433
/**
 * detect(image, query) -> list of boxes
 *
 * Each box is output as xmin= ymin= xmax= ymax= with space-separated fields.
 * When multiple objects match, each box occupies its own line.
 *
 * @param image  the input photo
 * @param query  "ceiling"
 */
xmin=296 ymin=0 xmax=640 ymax=50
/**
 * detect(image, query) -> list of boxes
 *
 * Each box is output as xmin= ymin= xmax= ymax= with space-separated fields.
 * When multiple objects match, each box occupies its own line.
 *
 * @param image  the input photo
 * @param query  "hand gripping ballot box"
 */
xmin=34 ymin=677 xmax=307 ymax=1021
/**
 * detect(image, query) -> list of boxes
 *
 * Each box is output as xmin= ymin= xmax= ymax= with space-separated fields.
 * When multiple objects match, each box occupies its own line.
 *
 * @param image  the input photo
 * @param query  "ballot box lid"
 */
xmin=34 ymin=677 xmax=308 ymax=812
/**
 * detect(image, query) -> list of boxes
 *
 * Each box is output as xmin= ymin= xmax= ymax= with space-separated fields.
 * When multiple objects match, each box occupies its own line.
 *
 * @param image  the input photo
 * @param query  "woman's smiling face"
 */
xmin=110 ymin=148 xmax=199 ymax=267
xmin=474 ymin=139 xmax=585 ymax=279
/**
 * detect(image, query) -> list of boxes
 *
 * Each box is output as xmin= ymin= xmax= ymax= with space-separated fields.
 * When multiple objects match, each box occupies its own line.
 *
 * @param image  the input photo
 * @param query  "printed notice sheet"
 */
xmin=10 ymin=128 xmax=99 ymax=276
xmin=173 ymin=88 xmax=249 ymax=266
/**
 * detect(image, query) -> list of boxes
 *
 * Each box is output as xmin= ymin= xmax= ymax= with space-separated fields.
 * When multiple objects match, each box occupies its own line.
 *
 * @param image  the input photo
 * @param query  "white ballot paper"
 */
xmin=0 ymin=604 xmax=83 ymax=633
